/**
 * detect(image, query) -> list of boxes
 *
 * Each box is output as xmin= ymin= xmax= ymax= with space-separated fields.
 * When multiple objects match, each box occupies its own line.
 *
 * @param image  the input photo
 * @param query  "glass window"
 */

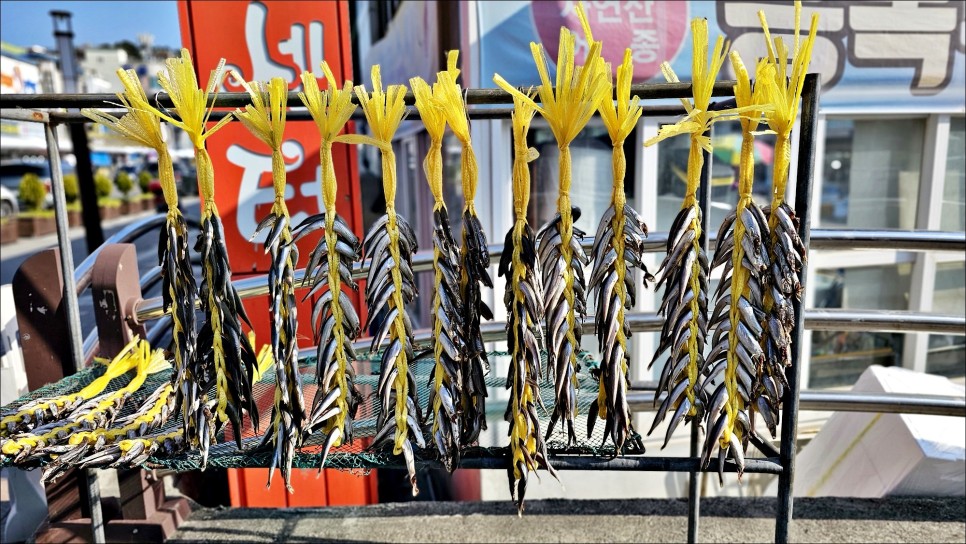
xmin=654 ymin=120 xmax=776 ymax=232
xmin=821 ymin=118 xmax=924 ymax=229
xmin=940 ymin=117 xmax=965 ymax=232
xmin=810 ymin=262 xmax=912 ymax=388
xmin=926 ymin=261 xmax=965 ymax=378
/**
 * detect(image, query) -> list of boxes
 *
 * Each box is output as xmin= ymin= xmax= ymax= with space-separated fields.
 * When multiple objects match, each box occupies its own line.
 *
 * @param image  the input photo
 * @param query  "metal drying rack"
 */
xmin=0 ymin=74 xmax=855 ymax=543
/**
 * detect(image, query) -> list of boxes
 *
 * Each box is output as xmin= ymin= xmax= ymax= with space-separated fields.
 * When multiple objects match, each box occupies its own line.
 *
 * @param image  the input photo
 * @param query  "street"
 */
xmin=0 ymin=198 xmax=201 ymax=342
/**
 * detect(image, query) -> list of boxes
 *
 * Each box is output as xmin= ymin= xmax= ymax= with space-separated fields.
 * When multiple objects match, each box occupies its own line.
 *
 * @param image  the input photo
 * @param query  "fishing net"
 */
xmin=1 ymin=345 xmax=644 ymax=471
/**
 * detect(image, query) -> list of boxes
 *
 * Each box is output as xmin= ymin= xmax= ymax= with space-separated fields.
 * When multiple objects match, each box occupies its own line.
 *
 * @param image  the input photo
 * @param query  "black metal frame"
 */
xmin=0 ymin=75 xmax=821 ymax=544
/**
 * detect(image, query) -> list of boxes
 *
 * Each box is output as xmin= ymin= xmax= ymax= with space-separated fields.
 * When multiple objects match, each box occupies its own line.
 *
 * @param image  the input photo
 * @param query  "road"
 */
xmin=0 ymin=199 xmax=201 ymax=343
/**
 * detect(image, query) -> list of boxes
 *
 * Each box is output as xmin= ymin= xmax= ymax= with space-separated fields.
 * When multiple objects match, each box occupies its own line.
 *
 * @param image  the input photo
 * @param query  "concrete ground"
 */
xmin=171 ymin=497 xmax=965 ymax=543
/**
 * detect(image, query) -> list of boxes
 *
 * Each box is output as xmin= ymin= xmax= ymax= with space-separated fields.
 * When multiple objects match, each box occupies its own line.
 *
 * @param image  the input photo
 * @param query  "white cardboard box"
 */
xmin=790 ymin=365 xmax=965 ymax=497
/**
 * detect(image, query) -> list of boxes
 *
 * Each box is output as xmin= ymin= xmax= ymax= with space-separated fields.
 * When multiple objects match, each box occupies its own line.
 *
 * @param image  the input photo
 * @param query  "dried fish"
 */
xmin=435 ymin=51 xmax=491 ymax=448
xmin=753 ymin=3 xmax=819 ymax=438
xmin=154 ymin=49 xmax=256 ymax=465
xmin=411 ymin=68 xmax=464 ymax=471
xmin=588 ymin=48 xmax=651 ymax=454
xmin=495 ymin=4 xmax=609 ymax=446
xmin=298 ymin=63 xmax=368 ymax=474
xmin=81 ymin=68 xmax=199 ymax=452
xmin=703 ymin=52 xmax=772 ymax=477
xmin=644 ymin=19 xmax=733 ymax=446
xmin=357 ymin=66 xmax=422 ymax=496
xmin=235 ymin=74 xmax=306 ymax=492
xmin=496 ymin=91 xmax=557 ymax=515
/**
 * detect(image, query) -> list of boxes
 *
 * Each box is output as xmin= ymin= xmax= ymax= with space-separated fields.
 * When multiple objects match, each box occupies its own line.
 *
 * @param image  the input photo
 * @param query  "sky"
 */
xmin=0 ymin=0 xmax=182 ymax=50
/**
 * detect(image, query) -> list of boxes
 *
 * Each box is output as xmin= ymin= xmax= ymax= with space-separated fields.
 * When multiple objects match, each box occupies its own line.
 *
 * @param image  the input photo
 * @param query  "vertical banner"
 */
xmin=177 ymin=0 xmax=360 ymax=275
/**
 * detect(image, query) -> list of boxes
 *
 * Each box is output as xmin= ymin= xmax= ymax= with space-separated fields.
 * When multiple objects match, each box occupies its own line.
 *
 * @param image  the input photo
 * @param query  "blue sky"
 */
xmin=0 ymin=0 xmax=181 ymax=49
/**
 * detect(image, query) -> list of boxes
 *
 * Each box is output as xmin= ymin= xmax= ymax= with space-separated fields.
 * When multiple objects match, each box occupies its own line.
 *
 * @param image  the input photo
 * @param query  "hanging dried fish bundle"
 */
xmin=358 ymin=67 xmax=423 ymax=496
xmin=703 ymin=53 xmax=773 ymax=478
xmin=1 ymin=337 xmax=143 ymax=437
xmin=753 ymin=4 xmax=818 ymax=438
xmin=234 ymin=75 xmax=306 ymax=492
xmin=497 ymin=92 xmax=557 ymax=515
xmin=434 ymin=51 xmax=491 ymax=446
xmin=1 ymin=338 xmax=166 ymax=465
xmin=297 ymin=63 xmax=368 ymax=468
xmin=496 ymin=4 xmax=608 ymax=446
xmin=588 ymin=49 xmax=651 ymax=454
xmin=645 ymin=19 xmax=731 ymax=447
xmin=411 ymin=69 xmax=464 ymax=472
xmin=81 ymin=68 xmax=199 ymax=451
xmin=154 ymin=49 xmax=258 ymax=465
xmin=42 ymin=382 xmax=176 ymax=485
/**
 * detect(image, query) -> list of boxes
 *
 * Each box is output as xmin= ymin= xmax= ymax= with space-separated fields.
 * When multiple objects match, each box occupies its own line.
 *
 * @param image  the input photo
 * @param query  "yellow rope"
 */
xmin=355 ymin=66 xmax=410 ymax=455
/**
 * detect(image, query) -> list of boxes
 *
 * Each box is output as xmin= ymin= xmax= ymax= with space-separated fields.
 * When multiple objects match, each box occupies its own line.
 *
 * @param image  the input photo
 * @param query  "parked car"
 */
xmin=0 ymin=159 xmax=76 ymax=210
xmin=0 ymin=186 xmax=19 ymax=218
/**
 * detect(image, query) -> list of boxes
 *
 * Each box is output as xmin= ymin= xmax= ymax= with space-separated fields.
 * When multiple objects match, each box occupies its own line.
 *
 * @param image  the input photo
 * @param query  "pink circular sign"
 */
xmin=532 ymin=1 xmax=689 ymax=82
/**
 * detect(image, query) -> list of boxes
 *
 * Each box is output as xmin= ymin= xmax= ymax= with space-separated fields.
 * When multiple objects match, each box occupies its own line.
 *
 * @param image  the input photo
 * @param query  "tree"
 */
xmin=94 ymin=172 xmax=113 ymax=202
xmin=19 ymin=173 xmax=47 ymax=211
xmin=138 ymin=170 xmax=152 ymax=194
xmin=115 ymin=171 xmax=134 ymax=200
xmin=63 ymin=173 xmax=79 ymax=204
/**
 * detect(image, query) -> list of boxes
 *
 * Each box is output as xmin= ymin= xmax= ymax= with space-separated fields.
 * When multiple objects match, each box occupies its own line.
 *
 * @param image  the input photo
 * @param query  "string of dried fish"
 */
xmin=497 ymin=91 xmax=557 ymax=515
xmin=644 ymin=19 xmax=731 ymax=447
xmin=81 ymin=68 xmax=199 ymax=451
xmin=1 ymin=337 xmax=143 ymax=436
xmin=42 ymin=381 xmax=176 ymax=485
xmin=588 ymin=48 xmax=651 ymax=454
xmin=703 ymin=53 xmax=773 ymax=479
xmin=297 ymin=62 xmax=370 ymax=468
xmin=1 ymin=338 xmax=165 ymax=464
xmin=435 ymin=51 xmax=491 ymax=446
xmin=153 ymin=49 xmax=258 ymax=466
xmin=358 ymin=66 xmax=423 ymax=496
xmin=495 ymin=3 xmax=609 ymax=446
xmin=411 ymin=68 xmax=464 ymax=472
xmin=753 ymin=3 xmax=818 ymax=438
xmin=235 ymin=74 xmax=306 ymax=492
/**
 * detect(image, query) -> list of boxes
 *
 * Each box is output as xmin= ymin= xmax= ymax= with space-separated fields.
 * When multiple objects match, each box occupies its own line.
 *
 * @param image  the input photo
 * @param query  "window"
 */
xmin=809 ymin=262 xmax=912 ymax=388
xmin=926 ymin=261 xmax=965 ymax=378
xmin=940 ymin=117 xmax=965 ymax=232
xmin=821 ymin=118 xmax=925 ymax=229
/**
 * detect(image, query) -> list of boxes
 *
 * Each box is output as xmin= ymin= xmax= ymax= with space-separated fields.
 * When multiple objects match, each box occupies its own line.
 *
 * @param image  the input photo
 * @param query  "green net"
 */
xmin=1 ymin=346 xmax=644 ymax=472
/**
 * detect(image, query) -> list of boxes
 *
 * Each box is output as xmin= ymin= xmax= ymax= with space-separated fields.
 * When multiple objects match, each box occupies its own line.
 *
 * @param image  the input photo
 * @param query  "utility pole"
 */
xmin=51 ymin=10 xmax=104 ymax=252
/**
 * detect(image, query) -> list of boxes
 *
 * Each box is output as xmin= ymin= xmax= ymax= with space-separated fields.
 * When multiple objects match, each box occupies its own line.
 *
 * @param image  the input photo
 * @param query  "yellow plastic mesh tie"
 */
xmin=83 ymin=69 xmax=179 ymax=208
xmin=410 ymin=76 xmax=447 ymax=204
xmin=234 ymin=75 xmax=289 ymax=214
xmin=435 ymin=51 xmax=481 ymax=208
xmin=759 ymin=1 xmax=819 ymax=204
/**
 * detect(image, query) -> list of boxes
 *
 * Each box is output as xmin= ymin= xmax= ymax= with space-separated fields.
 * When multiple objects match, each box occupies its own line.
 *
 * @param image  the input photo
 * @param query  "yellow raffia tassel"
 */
xmin=233 ymin=74 xmax=289 ymax=214
xmin=759 ymin=0 xmax=819 ymax=206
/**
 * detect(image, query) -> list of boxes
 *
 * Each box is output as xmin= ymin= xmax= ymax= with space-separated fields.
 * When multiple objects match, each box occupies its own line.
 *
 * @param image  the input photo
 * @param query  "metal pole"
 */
xmin=775 ymin=74 xmax=820 ymax=544
xmin=45 ymin=122 xmax=105 ymax=544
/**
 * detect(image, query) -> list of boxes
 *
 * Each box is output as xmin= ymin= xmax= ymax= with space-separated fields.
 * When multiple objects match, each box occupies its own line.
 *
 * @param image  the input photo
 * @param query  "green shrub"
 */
xmin=63 ymin=173 xmax=79 ymax=204
xmin=19 ymin=173 xmax=47 ymax=211
xmin=138 ymin=170 xmax=151 ymax=194
xmin=115 ymin=171 xmax=134 ymax=200
xmin=94 ymin=172 xmax=113 ymax=202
